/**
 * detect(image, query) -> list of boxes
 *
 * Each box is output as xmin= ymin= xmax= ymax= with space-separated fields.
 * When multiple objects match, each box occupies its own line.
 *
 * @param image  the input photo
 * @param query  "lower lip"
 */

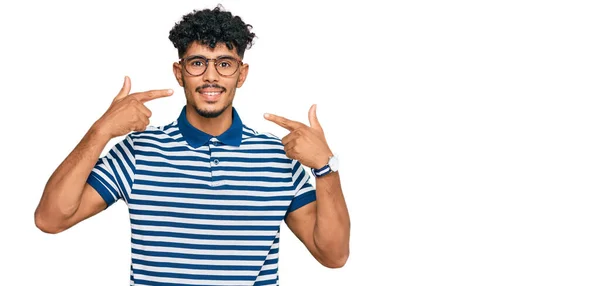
xmin=200 ymin=91 xmax=223 ymax=102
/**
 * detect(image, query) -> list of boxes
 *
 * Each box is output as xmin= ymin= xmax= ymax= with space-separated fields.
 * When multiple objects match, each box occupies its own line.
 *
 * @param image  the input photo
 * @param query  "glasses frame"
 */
xmin=179 ymin=55 xmax=244 ymax=77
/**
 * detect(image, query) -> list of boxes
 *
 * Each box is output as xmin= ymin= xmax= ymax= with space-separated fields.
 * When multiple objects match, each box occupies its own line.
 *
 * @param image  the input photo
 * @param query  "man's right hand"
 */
xmin=92 ymin=76 xmax=173 ymax=139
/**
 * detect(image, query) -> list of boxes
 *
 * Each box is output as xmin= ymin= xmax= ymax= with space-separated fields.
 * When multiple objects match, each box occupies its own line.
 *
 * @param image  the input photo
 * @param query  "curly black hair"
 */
xmin=168 ymin=5 xmax=256 ymax=59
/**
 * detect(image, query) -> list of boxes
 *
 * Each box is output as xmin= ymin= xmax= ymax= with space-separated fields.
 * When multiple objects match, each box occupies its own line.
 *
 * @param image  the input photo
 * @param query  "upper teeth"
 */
xmin=204 ymin=92 xmax=221 ymax=96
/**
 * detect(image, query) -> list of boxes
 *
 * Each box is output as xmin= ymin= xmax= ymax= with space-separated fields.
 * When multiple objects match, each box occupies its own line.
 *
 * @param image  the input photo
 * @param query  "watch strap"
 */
xmin=311 ymin=164 xmax=332 ymax=178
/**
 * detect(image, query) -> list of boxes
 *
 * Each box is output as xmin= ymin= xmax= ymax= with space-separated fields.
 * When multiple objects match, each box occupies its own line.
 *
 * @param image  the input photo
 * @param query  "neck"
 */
xmin=185 ymin=105 xmax=233 ymax=136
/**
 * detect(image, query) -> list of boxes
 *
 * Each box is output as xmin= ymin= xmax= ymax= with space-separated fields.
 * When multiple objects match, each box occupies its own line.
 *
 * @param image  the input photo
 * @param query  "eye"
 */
xmin=217 ymin=58 xmax=237 ymax=68
xmin=190 ymin=59 xmax=205 ymax=67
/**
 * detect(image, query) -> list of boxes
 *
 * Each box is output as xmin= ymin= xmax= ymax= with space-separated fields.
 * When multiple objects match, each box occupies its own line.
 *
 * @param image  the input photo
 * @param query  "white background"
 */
xmin=1 ymin=0 xmax=600 ymax=285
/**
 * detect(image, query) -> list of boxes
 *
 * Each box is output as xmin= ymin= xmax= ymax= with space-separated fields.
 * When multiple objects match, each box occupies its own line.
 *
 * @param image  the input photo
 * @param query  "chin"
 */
xmin=194 ymin=103 xmax=230 ymax=119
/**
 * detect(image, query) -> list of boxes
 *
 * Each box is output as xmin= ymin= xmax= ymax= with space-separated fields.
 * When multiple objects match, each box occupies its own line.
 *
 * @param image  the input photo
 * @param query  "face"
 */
xmin=173 ymin=42 xmax=249 ymax=118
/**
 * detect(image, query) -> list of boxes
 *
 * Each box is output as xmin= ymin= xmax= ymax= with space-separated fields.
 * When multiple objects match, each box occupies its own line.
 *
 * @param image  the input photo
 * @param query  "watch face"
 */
xmin=328 ymin=156 xmax=339 ymax=172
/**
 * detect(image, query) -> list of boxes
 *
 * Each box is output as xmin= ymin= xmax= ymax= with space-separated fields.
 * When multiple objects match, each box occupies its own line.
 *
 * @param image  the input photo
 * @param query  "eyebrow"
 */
xmin=183 ymin=54 xmax=237 ymax=60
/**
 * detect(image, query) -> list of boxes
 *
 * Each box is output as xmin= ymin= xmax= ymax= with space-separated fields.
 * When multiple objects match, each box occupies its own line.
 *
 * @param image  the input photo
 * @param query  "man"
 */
xmin=34 ymin=5 xmax=350 ymax=285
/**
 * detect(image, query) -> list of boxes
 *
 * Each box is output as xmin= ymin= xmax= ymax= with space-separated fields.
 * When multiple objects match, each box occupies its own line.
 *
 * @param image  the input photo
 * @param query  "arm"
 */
xmin=285 ymin=170 xmax=350 ymax=268
xmin=34 ymin=127 xmax=112 ymax=234
xmin=264 ymin=104 xmax=350 ymax=268
xmin=34 ymin=76 xmax=173 ymax=234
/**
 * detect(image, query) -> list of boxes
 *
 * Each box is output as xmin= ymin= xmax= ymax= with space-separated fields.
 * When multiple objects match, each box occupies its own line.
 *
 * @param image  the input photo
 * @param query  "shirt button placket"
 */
xmin=210 ymin=139 xmax=220 ymax=187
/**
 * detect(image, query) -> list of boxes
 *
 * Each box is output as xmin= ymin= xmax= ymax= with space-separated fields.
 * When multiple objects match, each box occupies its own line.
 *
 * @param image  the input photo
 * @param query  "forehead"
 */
xmin=183 ymin=41 xmax=239 ymax=58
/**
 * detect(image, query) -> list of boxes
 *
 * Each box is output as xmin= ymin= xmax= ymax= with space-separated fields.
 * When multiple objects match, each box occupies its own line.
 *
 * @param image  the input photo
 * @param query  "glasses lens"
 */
xmin=185 ymin=57 xmax=207 ymax=76
xmin=216 ymin=57 xmax=239 ymax=76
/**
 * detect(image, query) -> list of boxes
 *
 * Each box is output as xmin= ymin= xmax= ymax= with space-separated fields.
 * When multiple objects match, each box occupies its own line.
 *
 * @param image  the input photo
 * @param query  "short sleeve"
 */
xmin=285 ymin=159 xmax=317 ymax=217
xmin=86 ymin=135 xmax=136 ymax=207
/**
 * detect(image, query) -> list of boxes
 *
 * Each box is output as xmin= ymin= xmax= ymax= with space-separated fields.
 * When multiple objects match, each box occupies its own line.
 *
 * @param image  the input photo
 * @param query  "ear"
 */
xmin=236 ymin=63 xmax=249 ymax=88
xmin=173 ymin=62 xmax=184 ymax=87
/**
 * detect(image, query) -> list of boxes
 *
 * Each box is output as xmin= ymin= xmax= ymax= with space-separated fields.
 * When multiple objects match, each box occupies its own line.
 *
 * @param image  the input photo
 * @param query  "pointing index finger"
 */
xmin=264 ymin=113 xmax=305 ymax=131
xmin=132 ymin=89 xmax=174 ymax=103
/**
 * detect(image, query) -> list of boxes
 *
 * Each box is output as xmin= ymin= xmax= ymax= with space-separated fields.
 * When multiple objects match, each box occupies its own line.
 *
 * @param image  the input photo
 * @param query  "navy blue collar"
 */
xmin=177 ymin=105 xmax=243 ymax=148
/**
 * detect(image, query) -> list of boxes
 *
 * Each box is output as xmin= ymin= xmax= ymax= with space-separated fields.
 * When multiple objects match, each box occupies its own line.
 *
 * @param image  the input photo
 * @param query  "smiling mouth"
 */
xmin=199 ymin=89 xmax=224 ymax=102
xmin=202 ymin=91 xmax=223 ymax=95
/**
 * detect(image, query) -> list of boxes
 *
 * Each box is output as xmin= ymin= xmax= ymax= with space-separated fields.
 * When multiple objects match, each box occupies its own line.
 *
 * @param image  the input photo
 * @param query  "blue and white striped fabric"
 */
xmin=86 ymin=105 xmax=316 ymax=286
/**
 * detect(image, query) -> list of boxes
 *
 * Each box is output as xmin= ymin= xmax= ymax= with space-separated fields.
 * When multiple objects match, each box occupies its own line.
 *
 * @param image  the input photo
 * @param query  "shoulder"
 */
xmin=240 ymin=124 xmax=296 ymax=165
xmin=241 ymin=124 xmax=284 ymax=146
xmin=127 ymin=120 xmax=181 ymax=145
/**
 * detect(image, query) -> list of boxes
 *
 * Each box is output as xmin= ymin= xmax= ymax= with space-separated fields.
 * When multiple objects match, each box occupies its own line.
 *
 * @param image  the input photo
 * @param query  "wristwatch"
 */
xmin=311 ymin=154 xmax=339 ymax=178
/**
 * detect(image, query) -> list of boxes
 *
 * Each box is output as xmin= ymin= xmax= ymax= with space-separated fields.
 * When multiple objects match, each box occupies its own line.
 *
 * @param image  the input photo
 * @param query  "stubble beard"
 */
xmin=182 ymin=77 xmax=232 ymax=119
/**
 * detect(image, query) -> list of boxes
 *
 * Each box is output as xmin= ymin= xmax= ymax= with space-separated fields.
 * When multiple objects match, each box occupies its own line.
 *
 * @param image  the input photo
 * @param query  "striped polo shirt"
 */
xmin=86 ymin=105 xmax=317 ymax=286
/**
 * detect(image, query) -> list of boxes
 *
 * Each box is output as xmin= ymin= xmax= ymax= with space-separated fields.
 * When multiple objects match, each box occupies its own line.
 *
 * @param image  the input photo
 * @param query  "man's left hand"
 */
xmin=264 ymin=104 xmax=332 ymax=169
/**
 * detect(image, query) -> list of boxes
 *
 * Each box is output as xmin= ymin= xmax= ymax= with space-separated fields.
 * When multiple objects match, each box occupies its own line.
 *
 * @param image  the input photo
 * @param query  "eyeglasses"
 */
xmin=180 ymin=55 xmax=243 ymax=77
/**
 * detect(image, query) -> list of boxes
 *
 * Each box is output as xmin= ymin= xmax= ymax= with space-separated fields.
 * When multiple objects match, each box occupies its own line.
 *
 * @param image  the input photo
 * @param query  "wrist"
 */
xmin=89 ymin=122 xmax=112 ymax=144
xmin=311 ymin=153 xmax=339 ymax=178
xmin=316 ymin=153 xmax=333 ymax=169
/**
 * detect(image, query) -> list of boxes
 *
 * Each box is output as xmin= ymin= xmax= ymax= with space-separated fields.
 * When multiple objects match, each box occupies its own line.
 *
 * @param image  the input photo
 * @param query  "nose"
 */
xmin=203 ymin=61 xmax=219 ymax=83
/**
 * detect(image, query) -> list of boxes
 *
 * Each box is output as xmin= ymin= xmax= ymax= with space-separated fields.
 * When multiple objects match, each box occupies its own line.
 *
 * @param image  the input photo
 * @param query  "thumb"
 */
xmin=308 ymin=104 xmax=322 ymax=131
xmin=114 ymin=76 xmax=131 ymax=101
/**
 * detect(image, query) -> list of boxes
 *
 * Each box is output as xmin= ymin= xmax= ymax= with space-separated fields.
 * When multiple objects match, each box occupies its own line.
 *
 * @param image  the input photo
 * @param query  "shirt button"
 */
xmin=214 ymin=142 xmax=221 ymax=146
xmin=213 ymin=159 xmax=220 ymax=165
